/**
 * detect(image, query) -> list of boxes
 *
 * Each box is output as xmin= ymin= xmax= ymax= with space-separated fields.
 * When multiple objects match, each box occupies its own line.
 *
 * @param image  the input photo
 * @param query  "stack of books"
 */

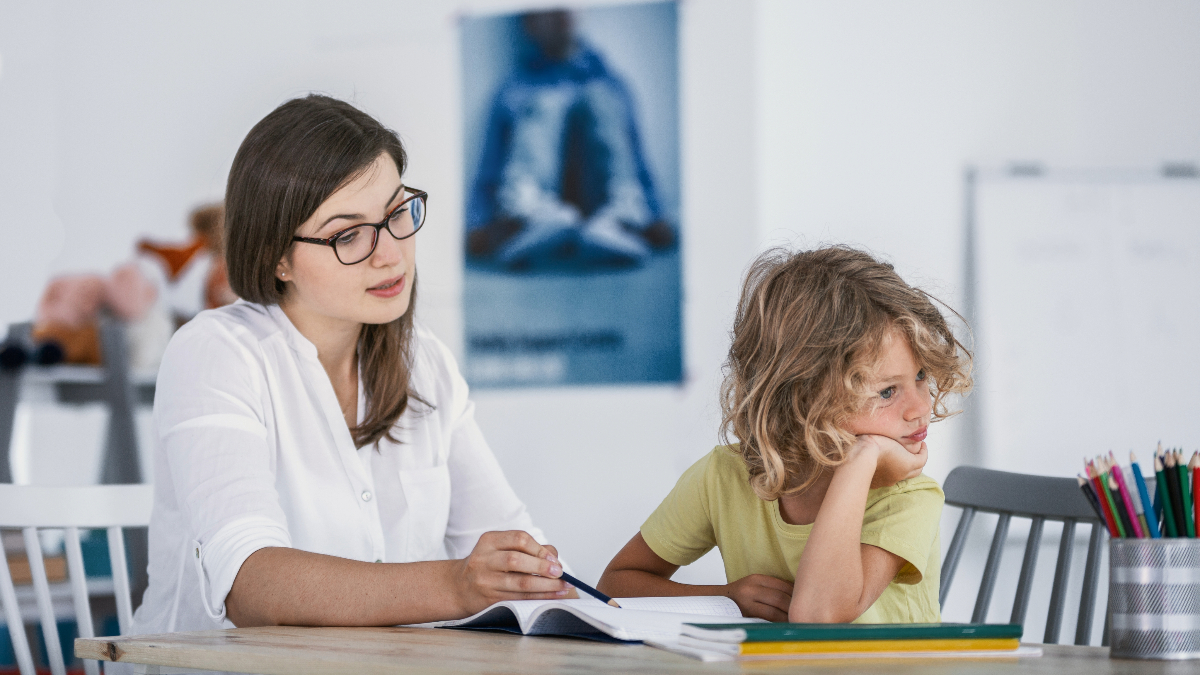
xmin=648 ymin=622 xmax=1041 ymax=662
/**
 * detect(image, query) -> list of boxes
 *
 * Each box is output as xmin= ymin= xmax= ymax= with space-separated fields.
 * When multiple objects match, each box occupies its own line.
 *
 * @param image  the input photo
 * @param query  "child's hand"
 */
xmin=723 ymin=574 xmax=793 ymax=622
xmin=851 ymin=434 xmax=927 ymax=489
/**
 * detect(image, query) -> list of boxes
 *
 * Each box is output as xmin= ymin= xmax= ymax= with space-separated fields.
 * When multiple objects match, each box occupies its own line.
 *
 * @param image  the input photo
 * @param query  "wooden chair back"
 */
xmin=940 ymin=466 xmax=1112 ymax=645
xmin=0 ymin=484 xmax=153 ymax=675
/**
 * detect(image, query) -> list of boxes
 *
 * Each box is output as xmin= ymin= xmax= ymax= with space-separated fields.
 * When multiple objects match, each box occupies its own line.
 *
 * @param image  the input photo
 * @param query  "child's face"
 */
xmin=843 ymin=329 xmax=932 ymax=453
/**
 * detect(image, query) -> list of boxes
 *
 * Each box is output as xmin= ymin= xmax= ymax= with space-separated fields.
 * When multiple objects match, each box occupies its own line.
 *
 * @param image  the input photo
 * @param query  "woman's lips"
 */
xmin=367 ymin=274 xmax=405 ymax=298
xmin=905 ymin=426 xmax=928 ymax=443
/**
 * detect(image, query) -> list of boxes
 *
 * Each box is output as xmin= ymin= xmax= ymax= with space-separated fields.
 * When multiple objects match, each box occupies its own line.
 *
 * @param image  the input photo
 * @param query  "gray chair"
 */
xmin=939 ymin=466 xmax=1121 ymax=645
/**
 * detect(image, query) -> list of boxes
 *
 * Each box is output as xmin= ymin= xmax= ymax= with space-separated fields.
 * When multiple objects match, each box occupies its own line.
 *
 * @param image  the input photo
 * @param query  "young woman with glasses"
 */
xmin=132 ymin=95 xmax=572 ymax=634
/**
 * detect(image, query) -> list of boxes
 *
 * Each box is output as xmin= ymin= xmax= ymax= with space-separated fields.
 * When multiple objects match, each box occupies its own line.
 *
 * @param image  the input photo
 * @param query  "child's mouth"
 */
xmin=905 ymin=427 xmax=928 ymax=443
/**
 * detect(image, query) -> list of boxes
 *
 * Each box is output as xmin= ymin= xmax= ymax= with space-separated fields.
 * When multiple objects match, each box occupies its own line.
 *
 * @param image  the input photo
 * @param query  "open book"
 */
xmin=430 ymin=595 xmax=763 ymax=643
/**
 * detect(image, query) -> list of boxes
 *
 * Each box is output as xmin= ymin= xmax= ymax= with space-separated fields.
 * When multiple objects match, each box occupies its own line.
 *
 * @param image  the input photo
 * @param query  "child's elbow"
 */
xmin=787 ymin=604 xmax=859 ymax=624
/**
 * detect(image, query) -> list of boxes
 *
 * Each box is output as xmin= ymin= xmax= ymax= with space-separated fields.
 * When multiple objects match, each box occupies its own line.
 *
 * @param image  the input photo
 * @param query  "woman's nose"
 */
xmin=370 ymin=227 xmax=404 ymax=266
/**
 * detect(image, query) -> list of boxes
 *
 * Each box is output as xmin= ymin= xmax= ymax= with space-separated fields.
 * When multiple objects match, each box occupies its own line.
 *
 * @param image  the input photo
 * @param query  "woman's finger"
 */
xmin=494 ymin=571 xmax=571 ymax=594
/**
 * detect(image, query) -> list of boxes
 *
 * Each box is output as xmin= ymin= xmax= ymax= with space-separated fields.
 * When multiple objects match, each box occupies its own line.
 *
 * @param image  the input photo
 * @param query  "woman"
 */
xmin=132 ymin=95 xmax=571 ymax=633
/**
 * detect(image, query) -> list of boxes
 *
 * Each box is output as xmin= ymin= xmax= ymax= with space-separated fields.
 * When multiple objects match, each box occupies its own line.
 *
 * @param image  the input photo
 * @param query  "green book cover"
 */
xmin=682 ymin=622 xmax=1023 ymax=643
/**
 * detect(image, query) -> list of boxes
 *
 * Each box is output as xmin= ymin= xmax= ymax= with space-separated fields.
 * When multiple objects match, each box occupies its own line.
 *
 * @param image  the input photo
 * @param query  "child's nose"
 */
xmin=905 ymin=388 xmax=932 ymax=420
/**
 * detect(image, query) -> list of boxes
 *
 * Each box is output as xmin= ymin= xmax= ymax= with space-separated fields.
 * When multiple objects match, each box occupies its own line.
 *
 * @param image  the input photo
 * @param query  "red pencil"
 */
xmin=1087 ymin=460 xmax=1120 ymax=537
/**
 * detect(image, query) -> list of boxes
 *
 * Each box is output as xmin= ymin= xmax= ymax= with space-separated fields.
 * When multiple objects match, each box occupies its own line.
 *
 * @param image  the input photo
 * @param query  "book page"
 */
xmin=527 ymin=601 xmax=760 ymax=642
xmin=613 ymin=595 xmax=743 ymax=617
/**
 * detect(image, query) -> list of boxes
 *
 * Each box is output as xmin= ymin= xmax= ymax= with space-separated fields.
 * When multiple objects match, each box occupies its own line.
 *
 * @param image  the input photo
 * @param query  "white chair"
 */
xmin=0 ymin=484 xmax=153 ymax=675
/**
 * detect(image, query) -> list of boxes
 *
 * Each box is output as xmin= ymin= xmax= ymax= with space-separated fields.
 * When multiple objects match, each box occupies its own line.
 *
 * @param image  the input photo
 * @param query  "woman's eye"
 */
xmin=390 ymin=206 xmax=409 ymax=221
xmin=879 ymin=386 xmax=896 ymax=400
xmin=336 ymin=230 xmax=359 ymax=246
xmin=916 ymin=369 xmax=926 ymax=381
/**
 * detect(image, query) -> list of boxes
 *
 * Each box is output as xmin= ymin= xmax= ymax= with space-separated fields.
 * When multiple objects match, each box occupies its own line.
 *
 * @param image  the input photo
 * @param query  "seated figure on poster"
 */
xmin=467 ymin=10 xmax=675 ymax=270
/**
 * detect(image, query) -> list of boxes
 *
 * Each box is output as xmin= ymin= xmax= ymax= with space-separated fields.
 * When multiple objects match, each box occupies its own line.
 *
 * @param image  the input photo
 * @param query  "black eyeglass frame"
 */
xmin=292 ymin=188 xmax=428 ymax=265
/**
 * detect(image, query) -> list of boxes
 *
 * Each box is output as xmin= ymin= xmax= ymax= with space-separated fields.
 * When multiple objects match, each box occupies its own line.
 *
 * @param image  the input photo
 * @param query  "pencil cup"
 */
xmin=1108 ymin=538 xmax=1200 ymax=660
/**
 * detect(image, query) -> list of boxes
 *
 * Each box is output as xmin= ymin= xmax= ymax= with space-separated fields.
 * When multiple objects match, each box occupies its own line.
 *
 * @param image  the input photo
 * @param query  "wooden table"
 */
xmin=75 ymin=627 xmax=1196 ymax=674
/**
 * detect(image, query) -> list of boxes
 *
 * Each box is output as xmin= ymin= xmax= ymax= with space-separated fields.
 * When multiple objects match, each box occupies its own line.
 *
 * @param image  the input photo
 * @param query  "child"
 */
xmin=597 ymin=245 xmax=972 ymax=623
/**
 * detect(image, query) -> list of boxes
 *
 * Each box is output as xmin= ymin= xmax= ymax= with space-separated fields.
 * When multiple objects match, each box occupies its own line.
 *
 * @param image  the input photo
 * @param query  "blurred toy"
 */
xmin=30 ymin=203 xmax=235 ymax=370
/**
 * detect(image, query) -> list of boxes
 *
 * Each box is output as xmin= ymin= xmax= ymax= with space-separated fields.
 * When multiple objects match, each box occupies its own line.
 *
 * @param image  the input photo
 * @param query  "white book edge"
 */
xmin=646 ymin=640 xmax=1044 ymax=662
xmin=416 ymin=595 xmax=759 ymax=642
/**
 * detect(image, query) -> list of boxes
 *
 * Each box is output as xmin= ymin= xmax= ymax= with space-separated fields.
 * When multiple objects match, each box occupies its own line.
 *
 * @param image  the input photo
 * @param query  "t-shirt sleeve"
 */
xmin=639 ymin=453 xmax=718 ymax=567
xmin=860 ymin=477 xmax=944 ymax=585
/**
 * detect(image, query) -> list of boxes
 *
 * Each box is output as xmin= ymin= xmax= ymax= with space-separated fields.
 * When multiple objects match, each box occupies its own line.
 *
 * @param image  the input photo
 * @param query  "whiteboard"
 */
xmin=971 ymin=169 xmax=1200 ymax=477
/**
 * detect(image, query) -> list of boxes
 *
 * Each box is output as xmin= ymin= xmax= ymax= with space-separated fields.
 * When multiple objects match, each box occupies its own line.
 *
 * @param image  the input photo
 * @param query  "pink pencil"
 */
xmin=1109 ymin=452 xmax=1145 ymax=538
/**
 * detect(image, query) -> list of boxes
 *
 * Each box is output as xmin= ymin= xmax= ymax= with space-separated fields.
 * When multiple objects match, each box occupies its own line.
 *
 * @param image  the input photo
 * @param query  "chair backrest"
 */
xmin=939 ymin=466 xmax=1111 ymax=646
xmin=0 ymin=484 xmax=153 ymax=675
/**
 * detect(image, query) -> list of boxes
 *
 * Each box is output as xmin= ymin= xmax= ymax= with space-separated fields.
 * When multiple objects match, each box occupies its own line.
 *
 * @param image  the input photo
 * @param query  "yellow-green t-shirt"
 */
xmin=640 ymin=445 xmax=943 ymax=623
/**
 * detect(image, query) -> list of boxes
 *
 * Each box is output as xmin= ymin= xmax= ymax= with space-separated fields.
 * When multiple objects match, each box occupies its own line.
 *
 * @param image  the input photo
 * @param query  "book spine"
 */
xmin=739 ymin=638 xmax=1021 ymax=655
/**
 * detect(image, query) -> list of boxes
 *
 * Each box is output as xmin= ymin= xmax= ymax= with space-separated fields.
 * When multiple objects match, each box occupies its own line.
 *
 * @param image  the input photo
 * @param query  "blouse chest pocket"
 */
xmin=397 ymin=464 xmax=452 ymax=559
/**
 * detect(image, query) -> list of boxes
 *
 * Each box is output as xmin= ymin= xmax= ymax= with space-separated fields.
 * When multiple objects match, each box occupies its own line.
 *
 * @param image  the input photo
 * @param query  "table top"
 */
xmin=75 ymin=626 xmax=1198 ymax=675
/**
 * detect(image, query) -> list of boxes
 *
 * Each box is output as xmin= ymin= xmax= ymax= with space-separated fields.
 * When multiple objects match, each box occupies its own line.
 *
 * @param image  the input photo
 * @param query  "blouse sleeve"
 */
xmin=427 ymin=337 xmax=548 ymax=559
xmin=154 ymin=317 xmax=292 ymax=622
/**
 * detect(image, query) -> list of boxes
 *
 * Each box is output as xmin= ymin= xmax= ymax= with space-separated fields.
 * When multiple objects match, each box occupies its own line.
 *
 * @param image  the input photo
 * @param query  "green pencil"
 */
xmin=1156 ymin=453 xmax=1178 ymax=537
xmin=1097 ymin=461 xmax=1127 ymax=538
xmin=1176 ymin=450 xmax=1195 ymax=537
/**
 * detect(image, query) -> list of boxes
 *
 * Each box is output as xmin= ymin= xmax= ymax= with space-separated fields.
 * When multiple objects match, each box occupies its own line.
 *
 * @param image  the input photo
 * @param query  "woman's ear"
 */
xmin=275 ymin=258 xmax=291 ymax=283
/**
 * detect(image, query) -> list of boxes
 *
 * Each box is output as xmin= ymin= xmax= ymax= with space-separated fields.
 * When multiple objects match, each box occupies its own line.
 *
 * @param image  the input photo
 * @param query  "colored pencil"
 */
xmin=1156 ymin=453 xmax=1178 ymax=537
xmin=1165 ymin=451 xmax=1187 ymax=538
xmin=1108 ymin=474 xmax=1136 ymax=537
xmin=1185 ymin=451 xmax=1195 ymax=535
xmin=1087 ymin=462 xmax=1121 ymax=537
xmin=1077 ymin=475 xmax=1107 ymax=525
xmin=1109 ymin=453 xmax=1144 ymax=538
xmin=559 ymin=572 xmax=621 ymax=608
xmin=1121 ymin=463 xmax=1151 ymax=537
xmin=1129 ymin=452 xmax=1161 ymax=538
xmin=1176 ymin=450 xmax=1195 ymax=537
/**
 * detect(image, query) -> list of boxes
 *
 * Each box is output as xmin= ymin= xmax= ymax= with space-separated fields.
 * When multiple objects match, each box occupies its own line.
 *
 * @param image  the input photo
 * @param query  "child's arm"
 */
xmin=789 ymin=434 xmax=926 ymax=623
xmin=599 ymin=534 xmax=794 ymax=622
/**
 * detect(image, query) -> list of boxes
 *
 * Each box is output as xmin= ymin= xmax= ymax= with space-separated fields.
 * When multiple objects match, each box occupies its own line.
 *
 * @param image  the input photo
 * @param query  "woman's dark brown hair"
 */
xmin=720 ymin=245 xmax=973 ymax=500
xmin=225 ymin=94 xmax=419 ymax=448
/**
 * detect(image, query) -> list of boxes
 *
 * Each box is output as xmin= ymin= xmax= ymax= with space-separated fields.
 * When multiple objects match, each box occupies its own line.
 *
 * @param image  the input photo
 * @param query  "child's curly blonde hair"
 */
xmin=720 ymin=245 xmax=973 ymax=501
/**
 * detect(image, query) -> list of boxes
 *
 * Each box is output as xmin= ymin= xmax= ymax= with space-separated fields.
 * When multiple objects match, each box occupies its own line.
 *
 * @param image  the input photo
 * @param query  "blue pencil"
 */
xmin=1130 ymin=451 xmax=1161 ymax=538
xmin=560 ymin=572 xmax=622 ymax=608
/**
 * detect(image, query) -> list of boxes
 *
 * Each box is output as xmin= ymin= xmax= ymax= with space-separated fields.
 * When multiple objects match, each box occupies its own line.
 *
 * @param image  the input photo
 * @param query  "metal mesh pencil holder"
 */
xmin=1109 ymin=538 xmax=1200 ymax=660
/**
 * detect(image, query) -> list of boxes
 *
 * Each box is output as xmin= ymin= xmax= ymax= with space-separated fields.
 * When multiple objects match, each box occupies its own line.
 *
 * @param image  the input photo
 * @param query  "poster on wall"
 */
xmin=460 ymin=2 xmax=681 ymax=388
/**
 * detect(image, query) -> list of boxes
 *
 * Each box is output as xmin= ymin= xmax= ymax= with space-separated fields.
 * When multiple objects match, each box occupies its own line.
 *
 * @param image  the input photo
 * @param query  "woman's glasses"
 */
xmin=292 ymin=188 xmax=428 ymax=265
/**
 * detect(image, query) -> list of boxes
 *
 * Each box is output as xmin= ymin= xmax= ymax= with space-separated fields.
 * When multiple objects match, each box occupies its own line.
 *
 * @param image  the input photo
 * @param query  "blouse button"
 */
xmin=361 ymin=490 xmax=373 ymax=502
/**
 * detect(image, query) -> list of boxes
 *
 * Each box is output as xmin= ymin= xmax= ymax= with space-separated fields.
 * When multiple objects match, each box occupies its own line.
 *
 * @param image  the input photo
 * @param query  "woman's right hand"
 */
xmin=723 ymin=574 xmax=793 ymax=622
xmin=451 ymin=531 xmax=571 ymax=616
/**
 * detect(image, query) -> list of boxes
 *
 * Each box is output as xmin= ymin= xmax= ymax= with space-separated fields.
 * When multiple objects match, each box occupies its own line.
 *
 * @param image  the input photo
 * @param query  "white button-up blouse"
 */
xmin=131 ymin=301 xmax=546 ymax=634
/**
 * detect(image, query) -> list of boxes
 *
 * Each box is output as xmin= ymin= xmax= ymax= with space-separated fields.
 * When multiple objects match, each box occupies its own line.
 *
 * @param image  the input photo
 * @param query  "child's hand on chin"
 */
xmin=850 ymin=434 xmax=928 ymax=489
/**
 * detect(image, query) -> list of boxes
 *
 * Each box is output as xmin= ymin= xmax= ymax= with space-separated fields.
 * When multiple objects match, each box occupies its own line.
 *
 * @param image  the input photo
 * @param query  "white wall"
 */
xmin=3 ymin=0 xmax=1200 ymax=612
xmin=0 ymin=0 xmax=754 ymax=585
xmin=756 ymin=0 xmax=1200 ymax=477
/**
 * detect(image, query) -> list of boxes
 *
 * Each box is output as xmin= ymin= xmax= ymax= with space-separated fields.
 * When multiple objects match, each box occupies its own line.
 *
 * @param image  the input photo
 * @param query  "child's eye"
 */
xmin=916 ymin=369 xmax=926 ymax=381
xmin=879 ymin=386 xmax=896 ymax=400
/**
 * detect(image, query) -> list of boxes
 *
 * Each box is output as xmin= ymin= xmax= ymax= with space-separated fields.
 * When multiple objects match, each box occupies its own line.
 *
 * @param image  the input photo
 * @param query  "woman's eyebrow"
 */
xmin=316 ymin=185 xmax=404 ymax=233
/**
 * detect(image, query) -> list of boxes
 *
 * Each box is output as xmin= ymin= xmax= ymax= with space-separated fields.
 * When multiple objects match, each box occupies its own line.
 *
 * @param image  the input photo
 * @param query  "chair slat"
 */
xmin=0 ymin=531 xmax=37 ymax=675
xmin=1010 ymin=516 xmax=1043 ymax=624
xmin=972 ymin=513 xmax=1010 ymax=623
xmin=109 ymin=527 xmax=134 ymax=634
xmin=1074 ymin=522 xmax=1105 ymax=645
xmin=1043 ymin=519 xmax=1075 ymax=643
xmin=944 ymin=466 xmax=1096 ymax=520
xmin=23 ymin=528 xmax=66 ymax=675
xmin=64 ymin=528 xmax=100 ymax=675
xmin=939 ymin=507 xmax=975 ymax=607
